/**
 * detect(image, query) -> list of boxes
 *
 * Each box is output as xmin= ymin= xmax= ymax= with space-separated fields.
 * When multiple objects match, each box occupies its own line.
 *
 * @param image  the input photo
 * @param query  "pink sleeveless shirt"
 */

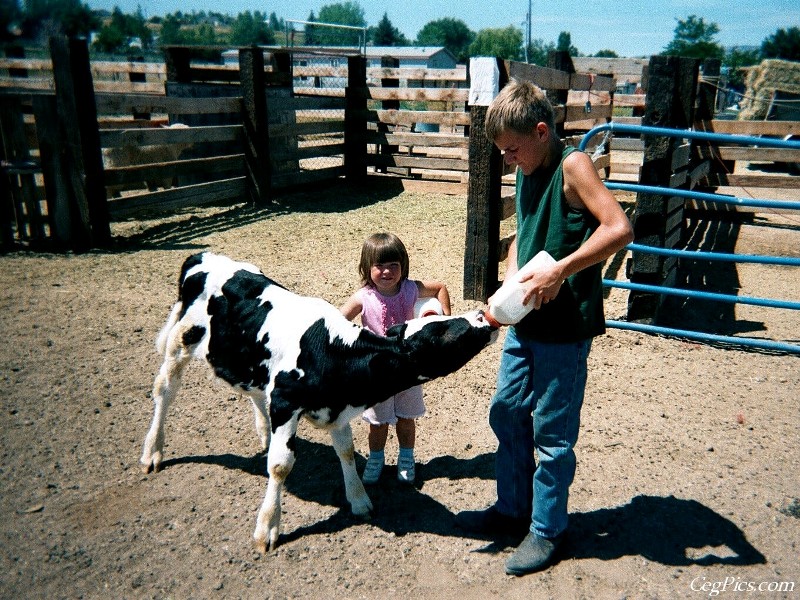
xmin=357 ymin=279 xmax=419 ymax=335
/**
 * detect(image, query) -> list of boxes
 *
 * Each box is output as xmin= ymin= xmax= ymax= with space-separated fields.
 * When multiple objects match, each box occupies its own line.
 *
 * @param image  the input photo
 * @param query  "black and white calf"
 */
xmin=140 ymin=252 xmax=497 ymax=552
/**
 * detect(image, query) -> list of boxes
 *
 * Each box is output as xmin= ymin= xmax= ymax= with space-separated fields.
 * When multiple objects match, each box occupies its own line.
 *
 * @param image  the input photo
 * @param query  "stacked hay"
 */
xmin=739 ymin=59 xmax=800 ymax=120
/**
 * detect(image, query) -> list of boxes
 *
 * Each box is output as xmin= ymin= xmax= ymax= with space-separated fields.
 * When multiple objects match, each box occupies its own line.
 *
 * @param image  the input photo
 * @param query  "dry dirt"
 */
xmin=1 ymin=179 xmax=798 ymax=600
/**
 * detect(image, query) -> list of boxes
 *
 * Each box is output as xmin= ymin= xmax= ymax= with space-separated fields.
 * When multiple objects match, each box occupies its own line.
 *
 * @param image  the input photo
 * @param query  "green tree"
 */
xmin=469 ymin=26 xmax=522 ymax=61
xmin=94 ymin=7 xmax=152 ymax=53
xmin=23 ymin=0 xmax=98 ymax=40
xmin=93 ymin=7 xmax=127 ymax=53
xmin=191 ymin=22 xmax=216 ymax=46
xmin=556 ymin=31 xmax=579 ymax=56
xmin=230 ymin=11 xmax=274 ymax=46
xmin=724 ymin=46 xmax=760 ymax=89
xmin=268 ymin=12 xmax=283 ymax=33
xmin=416 ymin=18 xmax=474 ymax=63
xmin=761 ymin=26 xmax=800 ymax=61
xmin=371 ymin=12 xmax=407 ymax=46
xmin=315 ymin=1 xmax=366 ymax=46
xmin=525 ymin=38 xmax=555 ymax=66
xmin=303 ymin=11 xmax=318 ymax=45
xmin=158 ymin=14 xmax=184 ymax=46
xmin=662 ymin=14 xmax=724 ymax=60
xmin=594 ymin=49 xmax=619 ymax=58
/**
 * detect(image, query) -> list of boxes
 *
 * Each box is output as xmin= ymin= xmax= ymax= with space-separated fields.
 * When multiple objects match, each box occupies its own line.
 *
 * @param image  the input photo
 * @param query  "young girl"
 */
xmin=340 ymin=232 xmax=451 ymax=484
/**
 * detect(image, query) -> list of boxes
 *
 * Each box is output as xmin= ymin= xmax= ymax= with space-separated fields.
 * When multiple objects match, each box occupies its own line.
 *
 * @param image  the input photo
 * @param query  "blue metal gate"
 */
xmin=579 ymin=123 xmax=800 ymax=354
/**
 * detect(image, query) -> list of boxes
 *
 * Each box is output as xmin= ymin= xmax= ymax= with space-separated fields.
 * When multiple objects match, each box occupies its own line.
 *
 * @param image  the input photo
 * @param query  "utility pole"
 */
xmin=526 ymin=0 xmax=532 ymax=63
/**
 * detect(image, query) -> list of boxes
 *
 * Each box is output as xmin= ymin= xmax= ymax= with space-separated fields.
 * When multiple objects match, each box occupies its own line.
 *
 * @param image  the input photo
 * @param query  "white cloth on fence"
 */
xmin=469 ymin=57 xmax=500 ymax=106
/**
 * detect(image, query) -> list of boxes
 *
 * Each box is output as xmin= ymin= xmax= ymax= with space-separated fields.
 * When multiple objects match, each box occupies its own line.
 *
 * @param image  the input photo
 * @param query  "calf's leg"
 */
xmin=249 ymin=396 xmax=270 ymax=452
xmin=253 ymin=415 xmax=299 ymax=553
xmin=330 ymin=424 xmax=373 ymax=517
xmin=140 ymin=330 xmax=190 ymax=474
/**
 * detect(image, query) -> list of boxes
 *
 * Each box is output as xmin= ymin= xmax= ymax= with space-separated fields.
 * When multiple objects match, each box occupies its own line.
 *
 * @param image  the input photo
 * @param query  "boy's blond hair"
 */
xmin=485 ymin=79 xmax=556 ymax=142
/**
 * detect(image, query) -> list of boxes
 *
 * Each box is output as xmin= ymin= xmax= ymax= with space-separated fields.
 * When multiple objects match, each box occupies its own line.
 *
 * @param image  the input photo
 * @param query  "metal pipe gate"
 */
xmin=579 ymin=123 xmax=800 ymax=354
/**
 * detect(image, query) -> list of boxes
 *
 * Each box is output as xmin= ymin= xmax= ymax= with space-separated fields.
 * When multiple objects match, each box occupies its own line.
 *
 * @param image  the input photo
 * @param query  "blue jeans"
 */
xmin=489 ymin=327 xmax=591 ymax=538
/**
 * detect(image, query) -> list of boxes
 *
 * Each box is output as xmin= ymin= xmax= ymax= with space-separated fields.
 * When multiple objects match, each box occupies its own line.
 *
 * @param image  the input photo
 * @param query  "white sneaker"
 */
xmin=397 ymin=454 xmax=415 ymax=484
xmin=362 ymin=454 xmax=384 ymax=485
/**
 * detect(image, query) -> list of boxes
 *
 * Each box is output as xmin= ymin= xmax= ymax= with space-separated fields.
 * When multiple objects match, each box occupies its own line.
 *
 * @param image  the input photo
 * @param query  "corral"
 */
xmin=0 ymin=179 xmax=798 ymax=598
xmin=1 ymin=39 xmax=799 ymax=598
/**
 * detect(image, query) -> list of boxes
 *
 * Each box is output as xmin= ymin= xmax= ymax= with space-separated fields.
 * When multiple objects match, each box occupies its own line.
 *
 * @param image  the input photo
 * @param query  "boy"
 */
xmin=455 ymin=80 xmax=633 ymax=575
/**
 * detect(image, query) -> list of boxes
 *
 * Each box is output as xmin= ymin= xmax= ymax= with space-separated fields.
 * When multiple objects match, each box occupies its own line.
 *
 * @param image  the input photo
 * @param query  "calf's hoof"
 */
xmin=139 ymin=453 xmax=162 ymax=474
xmin=253 ymin=535 xmax=278 ymax=554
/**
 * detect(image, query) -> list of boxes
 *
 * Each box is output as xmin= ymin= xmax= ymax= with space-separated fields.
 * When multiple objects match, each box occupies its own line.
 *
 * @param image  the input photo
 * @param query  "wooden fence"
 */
xmin=462 ymin=54 xmax=800 ymax=327
xmin=2 ymin=42 xmax=798 ymax=264
xmin=463 ymin=54 xmax=617 ymax=301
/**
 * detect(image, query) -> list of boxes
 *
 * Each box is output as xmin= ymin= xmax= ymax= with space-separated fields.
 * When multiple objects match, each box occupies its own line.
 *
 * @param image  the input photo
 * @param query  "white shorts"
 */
xmin=362 ymin=385 xmax=425 ymax=425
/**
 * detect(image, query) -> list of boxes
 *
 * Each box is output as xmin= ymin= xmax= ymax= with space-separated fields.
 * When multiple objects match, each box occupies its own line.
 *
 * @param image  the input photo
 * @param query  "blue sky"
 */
xmin=86 ymin=0 xmax=799 ymax=58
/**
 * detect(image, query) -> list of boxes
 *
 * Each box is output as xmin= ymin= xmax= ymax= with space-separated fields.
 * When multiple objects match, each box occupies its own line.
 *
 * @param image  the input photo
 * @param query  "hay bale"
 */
xmin=739 ymin=59 xmax=800 ymax=120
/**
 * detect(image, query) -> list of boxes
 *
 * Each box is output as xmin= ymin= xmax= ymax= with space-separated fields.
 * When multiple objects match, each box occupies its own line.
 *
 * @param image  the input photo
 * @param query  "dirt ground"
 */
xmin=1 ymin=179 xmax=798 ymax=600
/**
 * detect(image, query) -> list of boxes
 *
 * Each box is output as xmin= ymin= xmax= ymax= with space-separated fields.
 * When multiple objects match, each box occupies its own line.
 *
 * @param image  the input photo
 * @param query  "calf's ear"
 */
xmin=384 ymin=323 xmax=406 ymax=339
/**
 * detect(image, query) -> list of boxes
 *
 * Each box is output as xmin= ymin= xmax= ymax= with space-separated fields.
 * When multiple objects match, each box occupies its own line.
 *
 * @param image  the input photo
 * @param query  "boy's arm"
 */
xmin=559 ymin=150 xmax=634 ymax=276
xmin=518 ymin=151 xmax=633 ymax=309
xmin=416 ymin=280 xmax=452 ymax=315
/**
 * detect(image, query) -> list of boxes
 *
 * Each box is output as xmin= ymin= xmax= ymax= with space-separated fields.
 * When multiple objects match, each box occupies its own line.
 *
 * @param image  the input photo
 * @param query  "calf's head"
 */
xmin=386 ymin=310 xmax=498 ymax=381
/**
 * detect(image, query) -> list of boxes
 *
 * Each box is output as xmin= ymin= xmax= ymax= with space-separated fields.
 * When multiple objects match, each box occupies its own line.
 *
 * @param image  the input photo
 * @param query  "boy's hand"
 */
xmin=519 ymin=266 xmax=564 ymax=309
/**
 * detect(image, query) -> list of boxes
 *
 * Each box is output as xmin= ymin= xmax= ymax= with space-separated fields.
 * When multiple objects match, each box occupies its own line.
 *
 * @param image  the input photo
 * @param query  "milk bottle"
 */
xmin=487 ymin=250 xmax=556 ymax=325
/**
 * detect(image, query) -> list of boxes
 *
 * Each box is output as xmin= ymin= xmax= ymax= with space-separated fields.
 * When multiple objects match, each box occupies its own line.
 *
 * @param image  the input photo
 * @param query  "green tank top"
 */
xmin=512 ymin=146 xmax=605 ymax=342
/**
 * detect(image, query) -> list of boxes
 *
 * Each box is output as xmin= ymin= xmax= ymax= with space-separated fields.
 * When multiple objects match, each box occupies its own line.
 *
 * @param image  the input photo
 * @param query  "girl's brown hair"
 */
xmin=358 ymin=232 xmax=410 ymax=286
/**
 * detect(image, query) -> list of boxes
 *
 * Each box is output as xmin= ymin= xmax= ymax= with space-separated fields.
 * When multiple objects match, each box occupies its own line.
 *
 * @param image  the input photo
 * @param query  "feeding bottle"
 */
xmin=487 ymin=250 xmax=557 ymax=325
xmin=414 ymin=297 xmax=444 ymax=318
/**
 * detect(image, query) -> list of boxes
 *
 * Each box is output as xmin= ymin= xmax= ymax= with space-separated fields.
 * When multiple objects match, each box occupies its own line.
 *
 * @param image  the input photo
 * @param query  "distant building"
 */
xmin=364 ymin=46 xmax=457 ymax=69
xmin=222 ymin=46 xmax=459 ymax=89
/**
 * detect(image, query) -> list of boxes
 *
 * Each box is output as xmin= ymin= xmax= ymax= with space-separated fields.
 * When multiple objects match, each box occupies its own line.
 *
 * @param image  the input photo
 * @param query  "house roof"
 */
xmin=221 ymin=45 xmax=457 ymax=65
xmin=364 ymin=46 xmax=455 ymax=62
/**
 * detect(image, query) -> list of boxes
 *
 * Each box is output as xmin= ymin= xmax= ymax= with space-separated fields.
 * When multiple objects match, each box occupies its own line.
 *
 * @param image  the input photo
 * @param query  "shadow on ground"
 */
xmin=107 ymin=177 xmax=409 ymax=252
xmin=160 ymin=438 xmax=765 ymax=566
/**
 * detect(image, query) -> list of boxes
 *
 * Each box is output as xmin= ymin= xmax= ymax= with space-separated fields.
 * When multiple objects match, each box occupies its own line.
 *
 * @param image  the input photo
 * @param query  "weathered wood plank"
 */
xmin=366 ymin=154 xmax=467 ymax=171
xmin=103 ymin=154 xmax=244 ymax=186
xmin=699 ymin=120 xmax=800 ymax=137
xmin=107 ymin=176 xmax=246 ymax=219
xmin=702 ymin=173 xmax=799 ymax=189
xmin=504 ymin=61 xmax=571 ymax=90
xmin=99 ymin=124 xmax=241 ymax=148
xmin=95 ymin=93 xmax=241 ymax=115
xmin=365 ymin=130 xmax=468 ymax=148
xmin=362 ymin=87 xmax=470 ymax=102
xmin=368 ymin=109 xmax=471 ymax=127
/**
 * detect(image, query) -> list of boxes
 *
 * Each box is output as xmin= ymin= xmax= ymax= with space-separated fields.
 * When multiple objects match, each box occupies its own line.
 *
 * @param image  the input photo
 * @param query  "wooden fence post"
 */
xmin=32 ymin=94 xmax=72 ymax=245
xmin=49 ymin=35 xmax=110 ymax=250
xmin=547 ymin=51 xmax=575 ymax=138
xmin=239 ymin=46 xmax=271 ymax=204
xmin=627 ymin=55 xmax=699 ymax=322
xmin=463 ymin=57 xmax=507 ymax=301
xmin=345 ymin=55 xmax=367 ymax=184
xmin=693 ymin=58 xmax=734 ymax=193
xmin=164 ymin=46 xmax=193 ymax=83
xmin=378 ymin=56 xmax=400 ymax=174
